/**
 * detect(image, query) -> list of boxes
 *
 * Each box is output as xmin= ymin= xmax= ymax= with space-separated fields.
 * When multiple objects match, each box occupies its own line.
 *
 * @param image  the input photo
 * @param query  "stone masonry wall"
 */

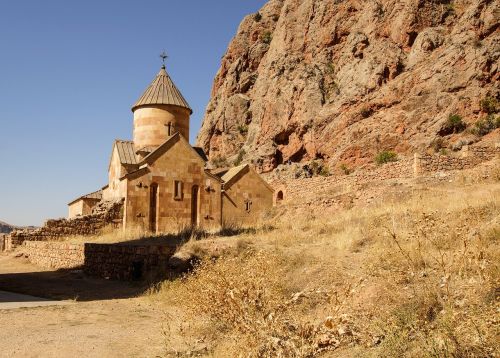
xmin=23 ymin=241 xmax=85 ymax=269
xmin=272 ymin=157 xmax=414 ymax=203
xmin=414 ymin=146 xmax=500 ymax=176
xmin=272 ymin=146 xmax=499 ymax=205
xmin=22 ymin=240 xmax=176 ymax=281
xmin=9 ymin=200 xmax=123 ymax=250
xmin=84 ymin=244 xmax=176 ymax=280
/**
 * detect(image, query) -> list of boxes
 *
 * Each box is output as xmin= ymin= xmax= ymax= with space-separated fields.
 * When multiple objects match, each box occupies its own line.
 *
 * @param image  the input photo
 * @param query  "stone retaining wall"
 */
xmin=24 ymin=241 xmax=85 ymax=269
xmin=22 ymin=240 xmax=176 ymax=281
xmin=414 ymin=146 xmax=499 ymax=176
xmin=9 ymin=200 xmax=123 ymax=249
xmin=272 ymin=157 xmax=414 ymax=203
xmin=84 ymin=244 xmax=176 ymax=280
xmin=272 ymin=146 xmax=499 ymax=204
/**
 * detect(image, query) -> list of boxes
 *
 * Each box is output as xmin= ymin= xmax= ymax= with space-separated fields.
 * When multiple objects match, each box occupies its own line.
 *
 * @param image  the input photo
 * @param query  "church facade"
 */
xmin=68 ymin=65 xmax=274 ymax=233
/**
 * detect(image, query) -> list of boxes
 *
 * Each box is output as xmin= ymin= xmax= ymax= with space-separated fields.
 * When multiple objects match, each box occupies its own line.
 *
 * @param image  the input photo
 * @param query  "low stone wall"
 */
xmin=272 ymin=157 xmax=414 ymax=203
xmin=24 ymin=241 xmax=84 ymax=269
xmin=272 ymin=146 xmax=499 ymax=204
xmin=9 ymin=200 xmax=123 ymax=249
xmin=414 ymin=146 xmax=500 ymax=176
xmin=22 ymin=240 xmax=176 ymax=281
xmin=84 ymin=244 xmax=176 ymax=280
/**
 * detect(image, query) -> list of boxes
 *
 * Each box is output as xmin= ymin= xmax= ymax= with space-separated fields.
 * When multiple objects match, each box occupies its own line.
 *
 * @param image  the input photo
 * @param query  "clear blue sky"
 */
xmin=0 ymin=0 xmax=267 ymax=226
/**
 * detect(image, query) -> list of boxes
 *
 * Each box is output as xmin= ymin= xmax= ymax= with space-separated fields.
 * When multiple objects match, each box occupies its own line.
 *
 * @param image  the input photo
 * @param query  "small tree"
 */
xmin=253 ymin=12 xmax=262 ymax=22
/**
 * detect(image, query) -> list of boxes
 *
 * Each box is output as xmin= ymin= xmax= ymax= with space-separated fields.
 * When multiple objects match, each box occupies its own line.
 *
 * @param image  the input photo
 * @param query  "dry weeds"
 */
xmin=149 ymin=174 xmax=499 ymax=357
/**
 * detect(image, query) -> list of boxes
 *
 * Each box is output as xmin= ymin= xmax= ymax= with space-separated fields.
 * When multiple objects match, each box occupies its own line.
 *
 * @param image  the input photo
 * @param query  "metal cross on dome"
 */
xmin=160 ymin=51 xmax=168 ymax=67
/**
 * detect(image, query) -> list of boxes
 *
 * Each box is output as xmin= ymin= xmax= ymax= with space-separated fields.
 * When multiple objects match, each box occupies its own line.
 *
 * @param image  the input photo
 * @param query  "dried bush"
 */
xmin=167 ymin=251 xmax=337 ymax=357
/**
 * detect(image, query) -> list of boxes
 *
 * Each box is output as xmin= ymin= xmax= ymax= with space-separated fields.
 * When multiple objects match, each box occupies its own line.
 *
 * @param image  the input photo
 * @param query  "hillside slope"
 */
xmin=197 ymin=0 xmax=499 ymax=171
xmin=153 ymin=160 xmax=499 ymax=356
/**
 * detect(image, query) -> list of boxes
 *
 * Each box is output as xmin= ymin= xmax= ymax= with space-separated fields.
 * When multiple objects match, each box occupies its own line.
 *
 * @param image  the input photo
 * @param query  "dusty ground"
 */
xmin=0 ymin=254 xmax=167 ymax=358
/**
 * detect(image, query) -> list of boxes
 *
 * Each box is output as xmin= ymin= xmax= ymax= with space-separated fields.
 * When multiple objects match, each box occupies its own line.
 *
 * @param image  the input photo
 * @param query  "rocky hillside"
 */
xmin=197 ymin=0 xmax=499 ymax=172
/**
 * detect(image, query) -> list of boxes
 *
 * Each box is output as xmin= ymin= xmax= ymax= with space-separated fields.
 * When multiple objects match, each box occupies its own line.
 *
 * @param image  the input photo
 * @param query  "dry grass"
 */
xmin=150 ymin=175 xmax=499 ymax=357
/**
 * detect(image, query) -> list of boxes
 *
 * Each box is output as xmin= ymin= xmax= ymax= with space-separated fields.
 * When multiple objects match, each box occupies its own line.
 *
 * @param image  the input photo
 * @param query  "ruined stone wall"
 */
xmin=9 ymin=200 xmax=123 ymax=250
xmin=273 ymin=157 xmax=414 ymax=203
xmin=272 ymin=147 xmax=499 ymax=204
xmin=414 ymin=146 xmax=500 ymax=176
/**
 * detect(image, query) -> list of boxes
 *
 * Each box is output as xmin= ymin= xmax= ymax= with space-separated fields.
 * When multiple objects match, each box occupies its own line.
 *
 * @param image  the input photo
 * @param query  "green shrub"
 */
xmin=272 ymin=14 xmax=279 ymax=22
xmin=480 ymin=96 xmax=499 ymax=114
xmin=253 ymin=12 xmax=262 ymax=22
xmin=326 ymin=62 xmax=335 ymax=74
xmin=261 ymin=31 xmax=272 ymax=44
xmin=234 ymin=150 xmax=246 ymax=166
xmin=471 ymin=114 xmax=500 ymax=136
xmin=319 ymin=166 xmax=331 ymax=177
xmin=309 ymin=161 xmax=331 ymax=177
xmin=375 ymin=151 xmax=398 ymax=165
xmin=212 ymin=156 xmax=228 ymax=168
xmin=442 ymin=114 xmax=466 ymax=134
xmin=237 ymin=124 xmax=248 ymax=135
xmin=340 ymin=163 xmax=351 ymax=175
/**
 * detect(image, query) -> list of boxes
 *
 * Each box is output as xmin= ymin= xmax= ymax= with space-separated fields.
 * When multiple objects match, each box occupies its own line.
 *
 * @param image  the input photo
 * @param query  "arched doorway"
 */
xmin=191 ymin=185 xmax=200 ymax=226
xmin=277 ymin=190 xmax=284 ymax=202
xmin=149 ymin=183 xmax=158 ymax=233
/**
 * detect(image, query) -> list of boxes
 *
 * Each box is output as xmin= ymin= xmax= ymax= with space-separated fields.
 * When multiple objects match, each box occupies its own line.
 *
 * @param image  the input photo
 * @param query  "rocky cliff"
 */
xmin=197 ymin=0 xmax=499 ymax=172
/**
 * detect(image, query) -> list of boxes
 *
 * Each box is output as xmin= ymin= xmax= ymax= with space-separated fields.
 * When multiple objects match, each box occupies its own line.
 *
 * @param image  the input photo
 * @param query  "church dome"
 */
xmin=131 ymin=65 xmax=192 ymax=114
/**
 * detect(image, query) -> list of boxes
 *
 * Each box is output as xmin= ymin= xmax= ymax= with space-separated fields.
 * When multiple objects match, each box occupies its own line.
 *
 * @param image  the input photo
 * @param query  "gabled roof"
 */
xmin=193 ymin=147 xmax=209 ymax=162
xmin=221 ymin=164 xmax=249 ymax=187
xmin=68 ymin=189 xmax=103 ymax=206
xmin=141 ymin=132 xmax=205 ymax=167
xmin=109 ymin=140 xmax=140 ymax=171
xmin=132 ymin=66 xmax=192 ymax=113
xmin=220 ymin=164 xmax=274 ymax=192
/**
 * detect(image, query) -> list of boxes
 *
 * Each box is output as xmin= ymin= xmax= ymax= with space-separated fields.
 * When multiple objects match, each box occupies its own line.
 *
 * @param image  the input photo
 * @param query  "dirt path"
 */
xmin=0 ymin=253 xmax=167 ymax=357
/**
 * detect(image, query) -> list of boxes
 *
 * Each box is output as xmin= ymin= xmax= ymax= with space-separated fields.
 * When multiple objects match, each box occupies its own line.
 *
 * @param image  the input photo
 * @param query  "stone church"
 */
xmin=68 ymin=64 xmax=274 ymax=233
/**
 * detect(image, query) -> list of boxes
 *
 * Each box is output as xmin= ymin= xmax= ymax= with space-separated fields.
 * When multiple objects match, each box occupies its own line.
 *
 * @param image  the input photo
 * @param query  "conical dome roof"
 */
xmin=132 ymin=66 xmax=192 ymax=113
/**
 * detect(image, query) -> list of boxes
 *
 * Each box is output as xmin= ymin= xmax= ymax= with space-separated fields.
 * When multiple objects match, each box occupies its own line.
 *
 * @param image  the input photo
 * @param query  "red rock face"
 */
xmin=196 ymin=0 xmax=499 ymax=172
